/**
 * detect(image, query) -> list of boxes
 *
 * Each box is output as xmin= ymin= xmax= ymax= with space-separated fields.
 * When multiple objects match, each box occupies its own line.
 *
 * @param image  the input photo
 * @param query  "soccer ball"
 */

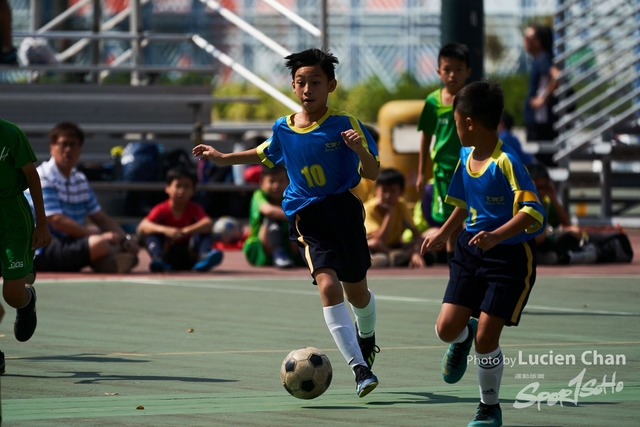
xmin=280 ymin=347 xmax=333 ymax=400
xmin=212 ymin=216 xmax=242 ymax=243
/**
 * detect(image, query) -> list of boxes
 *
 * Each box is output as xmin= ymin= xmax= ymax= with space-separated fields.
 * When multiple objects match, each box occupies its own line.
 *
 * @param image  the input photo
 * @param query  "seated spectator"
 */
xmin=499 ymin=111 xmax=536 ymax=165
xmin=25 ymin=122 xmax=139 ymax=273
xmin=137 ymin=167 xmax=223 ymax=272
xmin=243 ymin=164 xmax=302 ymax=268
xmin=364 ymin=168 xmax=426 ymax=268
xmin=528 ymin=163 xmax=597 ymax=264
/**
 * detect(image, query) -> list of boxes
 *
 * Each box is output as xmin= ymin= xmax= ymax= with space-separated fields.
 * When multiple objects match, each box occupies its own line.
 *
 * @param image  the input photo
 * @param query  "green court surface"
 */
xmin=1 ymin=275 xmax=639 ymax=426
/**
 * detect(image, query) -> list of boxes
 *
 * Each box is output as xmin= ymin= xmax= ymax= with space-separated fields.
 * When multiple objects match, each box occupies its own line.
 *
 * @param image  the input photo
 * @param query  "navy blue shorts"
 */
xmin=444 ymin=229 xmax=537 ymax=326
xmin=289 ymin=191 xmax=371 ymax=284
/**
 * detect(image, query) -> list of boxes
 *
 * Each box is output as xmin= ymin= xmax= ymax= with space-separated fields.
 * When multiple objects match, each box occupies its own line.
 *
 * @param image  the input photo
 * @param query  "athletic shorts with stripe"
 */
xmin=288 ymin=191 xmax=371 ymax=284
xmin=444 ymin=229 xmax=537 ymax=326
xmin=0 ymin=195 xmax=35 ymax=280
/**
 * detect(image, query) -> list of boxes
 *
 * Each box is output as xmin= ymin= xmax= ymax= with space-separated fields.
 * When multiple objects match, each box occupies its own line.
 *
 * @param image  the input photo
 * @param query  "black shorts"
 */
xmin=444 ymin=229 xmax=537 ymax=326
xmin=34 ymin=235 xmax=91 ymax=272
xmin=289 ymin=191 xmax=371 ymax=284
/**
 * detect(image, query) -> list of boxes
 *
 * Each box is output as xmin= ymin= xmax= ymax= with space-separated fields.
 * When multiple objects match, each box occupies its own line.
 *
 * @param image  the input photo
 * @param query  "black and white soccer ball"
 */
xmin=212 ymin=216 xmax=242 ymax=244
xmin=280 ymin=347 xmax=333 ymax=399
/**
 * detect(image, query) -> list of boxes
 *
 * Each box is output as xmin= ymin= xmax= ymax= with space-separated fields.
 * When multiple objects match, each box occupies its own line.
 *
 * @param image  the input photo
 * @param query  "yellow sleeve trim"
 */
xmin=256 ymin=141 xmax=274 ymax=168
xmin=445 ymin=195 xmax=466 ymax=210
xmin=514 ymin=190 xmax=540 ymax=205
xmin=519 ymin=206 xmax=544 ymax=234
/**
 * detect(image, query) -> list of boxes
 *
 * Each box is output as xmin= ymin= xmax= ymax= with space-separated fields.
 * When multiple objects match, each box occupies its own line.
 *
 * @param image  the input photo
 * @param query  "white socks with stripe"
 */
xmin=323 ymin=302 xmax=366 ymax=369
xmin=350 ymin=291 xmax=376 ymax=338
xmin=476 ymin=346 xmax=504 ymax=405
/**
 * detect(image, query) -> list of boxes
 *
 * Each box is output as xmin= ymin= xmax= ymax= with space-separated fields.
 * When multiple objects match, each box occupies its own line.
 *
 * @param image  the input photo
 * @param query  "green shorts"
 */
xmin=431 ymin=167 xmax=456 ymax=224
xmin=243 ymin=239 xmax=271 ymax=266
xmin=0 ymin=195 xmax=35 ymax=280
xmin=243 ymin=238 xmax=303 ymax=267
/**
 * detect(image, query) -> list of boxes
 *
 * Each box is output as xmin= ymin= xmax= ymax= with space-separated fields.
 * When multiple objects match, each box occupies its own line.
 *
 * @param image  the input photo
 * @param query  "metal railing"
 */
xmin=4 ymin=0 xmax=305 ymax=112
xmin=553 ymin=0 xmax=640 ymax=160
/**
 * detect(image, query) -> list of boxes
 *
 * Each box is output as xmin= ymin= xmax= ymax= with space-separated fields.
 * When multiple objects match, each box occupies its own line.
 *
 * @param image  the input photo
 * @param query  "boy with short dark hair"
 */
xmin=1 ymin=119 xmax=52 ymax=373
xmin=421 ymin=81 xmax=545 ymax=427
xmin=137 ymin=167 xmax=222 ymax=272
xmin=416 ymin=42 xmax=472 ymax=264
xmin=364 ymin=168 xmax=425 ymax=268
xmin=193 ymin=48 xmax=381 ymax=398
xmin=243 ymin=163 xmax=302 ymax=268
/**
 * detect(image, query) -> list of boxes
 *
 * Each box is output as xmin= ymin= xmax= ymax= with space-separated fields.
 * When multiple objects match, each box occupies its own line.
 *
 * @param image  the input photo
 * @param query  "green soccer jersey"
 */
xmin=417 ymin=88 xmax=461 ymax=172
xmin=0 ymin=119 xmax=37 ymax=199
xmin=245 ymin=189 xmax=272 ymax=244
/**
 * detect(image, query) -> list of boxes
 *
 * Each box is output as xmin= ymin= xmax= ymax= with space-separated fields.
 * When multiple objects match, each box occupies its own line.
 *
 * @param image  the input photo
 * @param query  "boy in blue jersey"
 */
xmin=421 ymin=81 xmax=545 ymax=427
xmin=193 ymin=48 xmax=381 ymax=398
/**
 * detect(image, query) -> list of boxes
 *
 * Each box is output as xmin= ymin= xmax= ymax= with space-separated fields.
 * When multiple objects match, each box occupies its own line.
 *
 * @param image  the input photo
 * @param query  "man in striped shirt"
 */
xmin=25 ymin=123 xmax=138 ymax=273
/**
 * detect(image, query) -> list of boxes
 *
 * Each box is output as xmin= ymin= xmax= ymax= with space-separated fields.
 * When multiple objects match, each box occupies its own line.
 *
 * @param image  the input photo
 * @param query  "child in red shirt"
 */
xmin=137 ymin=167 xmax=223 ymax=272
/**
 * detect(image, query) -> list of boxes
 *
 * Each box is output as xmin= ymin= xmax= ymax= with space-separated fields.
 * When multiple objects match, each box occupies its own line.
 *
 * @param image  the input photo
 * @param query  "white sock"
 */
xmin=323 ymin=302 xmax=366 ymax=370
xmin=351 ymin=291 xmax=376 ymax=338
xmin=435 ymin=323 xmax=469 ymax=344
xmin=476 ymin=347 xmax=504 ymax=405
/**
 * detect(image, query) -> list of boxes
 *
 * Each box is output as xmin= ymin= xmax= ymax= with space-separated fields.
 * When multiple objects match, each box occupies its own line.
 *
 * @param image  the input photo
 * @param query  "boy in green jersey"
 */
xmin=0 ymin=119 xmax=51 ymax=373
xmin=416 ymin=43 xmax=471 ymax=264
xmin=243 ymin=163 xmax=302 ymax=268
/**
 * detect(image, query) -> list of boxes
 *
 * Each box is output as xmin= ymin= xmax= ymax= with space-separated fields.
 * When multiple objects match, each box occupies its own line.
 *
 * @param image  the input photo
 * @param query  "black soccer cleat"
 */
xmin=14 ymin=285 xmax=37 ymax=342
xmin=0 ymin=351 xmax=5 ymax=375
xmin=356 ymin=323 xmax=380 ymax=368
xmin=354 ymin=364 xmax=379 ymax=398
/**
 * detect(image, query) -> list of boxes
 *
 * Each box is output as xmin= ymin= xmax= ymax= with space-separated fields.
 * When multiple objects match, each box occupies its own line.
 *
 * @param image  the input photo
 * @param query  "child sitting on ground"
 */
xmin=137 ymin=167 xmax=223 ymax=272
xmin=364 ymin=168 xmax=426 ymax=268
xmin=243 ymin=164 xmax=302 ymax=268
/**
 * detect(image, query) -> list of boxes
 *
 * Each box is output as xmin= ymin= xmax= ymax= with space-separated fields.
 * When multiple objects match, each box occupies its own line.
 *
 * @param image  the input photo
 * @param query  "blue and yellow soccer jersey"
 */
xmin=445 ymin=140 xmax=545 ymax=244
xmin=257 ymin=108 xmax=379 ymax=219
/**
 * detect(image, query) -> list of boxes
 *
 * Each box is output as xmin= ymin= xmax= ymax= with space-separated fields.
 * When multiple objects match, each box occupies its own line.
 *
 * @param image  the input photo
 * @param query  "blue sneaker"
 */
xmin=468 ymin=402 xmax=502 ymax=427
xmin=442 ymin=317 xmax=478 ymax=384
xmin=149 ymin=258 xmax=171 ymax=273
xmin=193 ymin=249 xmax=223 ymax=272
xmin=354 ymin=365 xmax=379 ymax=398
xmin=273 ymin=249 xmax=294 ymax=268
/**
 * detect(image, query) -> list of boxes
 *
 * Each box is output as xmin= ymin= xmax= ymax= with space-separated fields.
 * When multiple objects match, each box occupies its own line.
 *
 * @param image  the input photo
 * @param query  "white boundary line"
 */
xmin=34 ymin=276 xmax=640 ymax=316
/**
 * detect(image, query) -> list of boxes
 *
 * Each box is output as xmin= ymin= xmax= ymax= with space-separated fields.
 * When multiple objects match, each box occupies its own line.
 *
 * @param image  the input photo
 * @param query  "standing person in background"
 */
xmin=194 ymin=48 xmax=381 ymax=399
xmin=416 ymin=42 xmax=472 ymax=265
xmin=523 ymin=23 xmax=559 ymax=166
xmin=25 ymin=122 xmax=139 ymax=274
xmin=1 ymin=119 xmax=51 ymax=374
xmin=0 ymin=0 xmax=18 ymax=65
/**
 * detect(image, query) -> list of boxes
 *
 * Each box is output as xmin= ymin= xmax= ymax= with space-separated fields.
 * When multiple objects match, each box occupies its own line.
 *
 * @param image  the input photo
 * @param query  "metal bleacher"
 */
xmin=550 ymin=0 xmax=640 ymax=226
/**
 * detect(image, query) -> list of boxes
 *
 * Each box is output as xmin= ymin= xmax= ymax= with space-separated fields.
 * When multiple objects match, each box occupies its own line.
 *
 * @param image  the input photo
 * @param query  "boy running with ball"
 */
xmin=193 ymin=49 xmax=381 ymax=398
